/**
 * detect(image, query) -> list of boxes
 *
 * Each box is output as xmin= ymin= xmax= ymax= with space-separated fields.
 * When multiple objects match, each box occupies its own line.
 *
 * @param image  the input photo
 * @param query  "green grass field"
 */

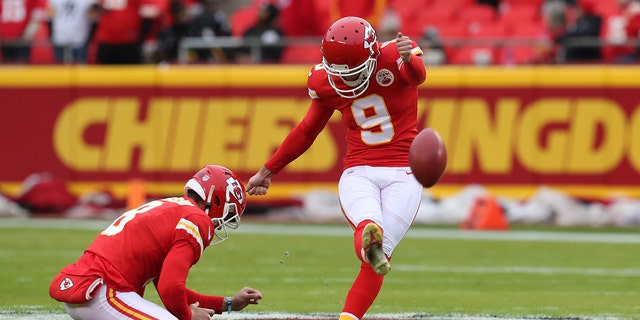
xmin=0 ymin=218 xmax=639 ymax=319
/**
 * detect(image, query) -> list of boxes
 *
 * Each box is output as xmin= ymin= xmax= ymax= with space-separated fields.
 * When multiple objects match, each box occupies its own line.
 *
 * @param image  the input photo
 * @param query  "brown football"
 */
xmin=409 ymin=128 xmax=447 ymax=188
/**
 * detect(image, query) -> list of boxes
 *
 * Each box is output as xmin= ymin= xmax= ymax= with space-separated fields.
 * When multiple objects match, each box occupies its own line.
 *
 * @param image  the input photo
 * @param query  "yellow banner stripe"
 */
xmin=1 ymin=66 xmax=639 ymax=88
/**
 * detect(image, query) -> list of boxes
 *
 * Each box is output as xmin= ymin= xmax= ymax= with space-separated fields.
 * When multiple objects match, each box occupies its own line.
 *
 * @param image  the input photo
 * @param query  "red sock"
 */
xmin=353 ymin=220 xmax=376 ymax=263
xmin=341 ymin=262 xmax=384 ymax=319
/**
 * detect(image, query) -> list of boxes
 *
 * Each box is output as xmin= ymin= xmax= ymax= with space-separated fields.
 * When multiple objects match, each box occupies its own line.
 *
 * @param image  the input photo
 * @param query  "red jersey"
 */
xmin=627 ymin=12 xmax=640 ymax=40
xmin=94 ymin=0 xmax=163 ymax=43
xmin=265 ymin=40 xmax=426 ymax=173
xmin=58 ymin=196 xmax=222 ymax=319
xmin=86 ymin=196 xmax=213 ymax=290
xmin=94 ymin=0 xmax=142 ymax=43
xmin=0 ymin=0 xmax=45 ymax=39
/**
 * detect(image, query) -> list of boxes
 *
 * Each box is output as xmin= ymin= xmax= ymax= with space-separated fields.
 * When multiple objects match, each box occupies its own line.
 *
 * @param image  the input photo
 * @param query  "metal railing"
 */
xmin=1 ymin=35 xmax=638 ymax=65
xmin=177 ymin=36 xmax=322 ymax=64
xmin=176 ymin=35 xmax=639 ymax=65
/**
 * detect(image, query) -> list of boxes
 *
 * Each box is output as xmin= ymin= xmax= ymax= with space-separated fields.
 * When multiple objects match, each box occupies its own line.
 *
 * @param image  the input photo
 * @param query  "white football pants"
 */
xmin=64 ymin=284 xmax=177 ymax=320
xmin=338 ymin=165 xmax=423 ymax=258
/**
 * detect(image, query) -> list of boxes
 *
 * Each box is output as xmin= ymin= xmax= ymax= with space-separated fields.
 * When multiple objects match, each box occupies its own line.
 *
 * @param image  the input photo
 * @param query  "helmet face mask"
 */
xmin=184 ymin=165 xmax=246 ymax=245
xmin=321 ymin=16 xmax=379 ymax=99
xmin=211 ymin=186 xmax=241 ymax=245
xmin=323 ymin=57 xmax=377 ymax=98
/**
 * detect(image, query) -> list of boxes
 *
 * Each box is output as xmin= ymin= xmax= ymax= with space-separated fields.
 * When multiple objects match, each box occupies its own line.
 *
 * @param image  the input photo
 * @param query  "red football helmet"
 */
xmin=184 ymin=165 xmax=246 ymax=244
xmin=321 ymin=16 xmax=380 ymax=98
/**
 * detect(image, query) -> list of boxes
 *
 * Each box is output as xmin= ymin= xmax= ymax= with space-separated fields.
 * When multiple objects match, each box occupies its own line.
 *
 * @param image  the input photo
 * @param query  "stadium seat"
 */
xmin=430 ymin=22 xmax=467 ymax=64
xmin=431 ymin=0 xmax=473 ymax=9
xmin=499 ymin=5 xmax=541 ymax=30
xmin=449 ymin=46 xmax=497 ymax=65
xmin=392 ymin=0 xmax=434 ymax=36
xmin=502 ymin=0 xmax=543 ymax=9
xmin=30 ymin=23 xmax=54 ymax=64
xmin=311 ymin=0 xmax=331 ymax=30
xmin=329 ymin=0 xmax=385 ymax=26
xmin=30 ymin=45 xmax=54 ymax=65
xmin=434 ymin=20 xmax=467 ymax=37
xmin=279 ymin=44 xmax=322 ymax=64
xmin=279 ymin=0 xmax=327 ymax=36
xmin=468 ymin=21 xmax=510 ymax=38
xmin=230 ymin=6 xmax=259 ymax=37
xmin=457 ymin=4 xmax=498 ymax=28
xmin=497 ymin=45 xmax=542 ymax=65
xmin=507 ymin=21 xmax=546 ymax=39
xmin=593 ymin=1 xmax=621 ymax=17
xmin=410 ymin=5 xmax=458 ymax=37
xmin=499 ymin=22 xmax=549 ymax=64
xmin=449 ymin=22 xmax=508 ymax=65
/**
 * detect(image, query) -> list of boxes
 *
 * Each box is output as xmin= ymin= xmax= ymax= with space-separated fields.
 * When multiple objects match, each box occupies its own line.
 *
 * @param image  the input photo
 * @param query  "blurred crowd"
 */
xmin=0 ymin=0 xmax=639 ymax=65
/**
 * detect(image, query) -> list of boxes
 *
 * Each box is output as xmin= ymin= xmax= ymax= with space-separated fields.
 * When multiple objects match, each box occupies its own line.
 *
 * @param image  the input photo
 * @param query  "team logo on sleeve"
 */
xmin=60 ymin=277 xmax=74 ymax=290
xmin=376 ymin=69 xmax=394 ymax=87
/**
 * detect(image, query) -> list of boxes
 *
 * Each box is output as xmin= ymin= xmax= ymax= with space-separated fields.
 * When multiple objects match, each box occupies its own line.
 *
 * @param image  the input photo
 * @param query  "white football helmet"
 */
xmin=184 ymin=165 xmax=246 ymax=245
xmin=321 ymin=16 xmax=380 ymax=98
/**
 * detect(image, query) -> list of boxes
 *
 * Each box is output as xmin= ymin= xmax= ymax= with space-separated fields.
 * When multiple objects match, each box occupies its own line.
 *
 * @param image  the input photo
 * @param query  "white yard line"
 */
xmin=2 ymin=217 xmax=640 ymax=244
xmin=0 ymin=311 xmax=632 ymax=320
xmin=236 ymin=224 xmax=640 ymax=244
xmin=393 ymin=264 xmax=640 ymax=277
xmin=1 ymin=218 xmax=637 ymax=320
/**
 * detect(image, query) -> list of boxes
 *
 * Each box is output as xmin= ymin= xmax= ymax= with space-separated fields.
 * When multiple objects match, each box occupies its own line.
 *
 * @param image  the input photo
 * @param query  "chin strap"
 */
xmin=204 ymin=185 xmax=215 ymax=215
xmin=341 ymin=72 xmax=367 ymax=87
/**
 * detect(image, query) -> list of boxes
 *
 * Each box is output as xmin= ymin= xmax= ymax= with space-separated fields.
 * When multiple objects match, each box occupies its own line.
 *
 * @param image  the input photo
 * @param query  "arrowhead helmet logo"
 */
xmin=363 ymin=24 xmax=377 ymax=51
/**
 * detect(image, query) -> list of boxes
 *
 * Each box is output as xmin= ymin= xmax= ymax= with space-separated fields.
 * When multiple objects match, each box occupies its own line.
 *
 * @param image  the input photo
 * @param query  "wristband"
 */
xmin=226 ymin=297 xmax=232 ymax=313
